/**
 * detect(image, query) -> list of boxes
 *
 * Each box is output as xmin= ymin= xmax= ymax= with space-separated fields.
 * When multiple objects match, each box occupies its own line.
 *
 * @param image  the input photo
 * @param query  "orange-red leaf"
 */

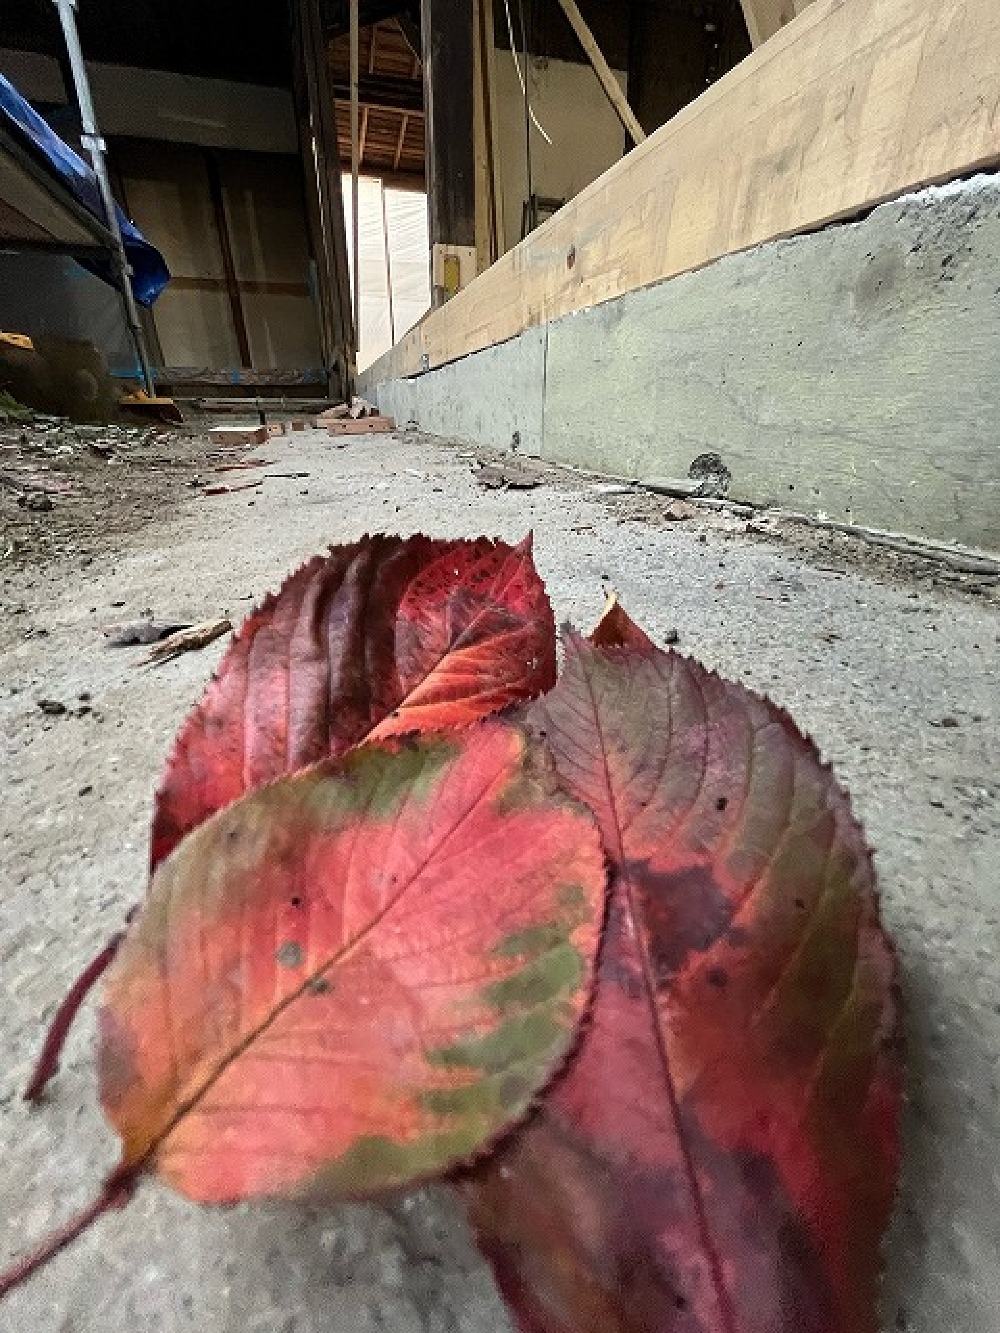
xmin=150 ymin=534 xmax=555 ymax=869
xmin=462 ymin=610 xmax=902 ymax=1333
xmin=99 ymin=721 xmax=605 ymax=1203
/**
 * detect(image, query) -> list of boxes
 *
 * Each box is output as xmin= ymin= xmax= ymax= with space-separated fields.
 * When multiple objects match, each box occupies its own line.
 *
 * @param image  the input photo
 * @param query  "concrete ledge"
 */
xmin=370 ymin=175 xmax=1000 ymax=554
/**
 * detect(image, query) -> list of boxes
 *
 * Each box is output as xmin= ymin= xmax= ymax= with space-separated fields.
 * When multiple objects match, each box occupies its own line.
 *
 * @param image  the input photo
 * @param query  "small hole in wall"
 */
xmin=511 ymin=430 xmax=521 ymax=453
xmin=567 ymin=245 xmax=576 ymax=270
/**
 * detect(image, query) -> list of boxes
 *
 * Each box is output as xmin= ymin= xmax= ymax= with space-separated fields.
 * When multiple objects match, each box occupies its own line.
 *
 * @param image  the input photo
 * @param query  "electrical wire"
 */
xmin=501 ymin=0 xmax=552 ymax=145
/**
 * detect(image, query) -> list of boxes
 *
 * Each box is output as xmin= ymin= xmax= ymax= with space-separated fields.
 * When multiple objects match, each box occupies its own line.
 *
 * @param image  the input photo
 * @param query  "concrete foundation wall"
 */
xmin=370 ymin=175 xmax=1000 ymax=553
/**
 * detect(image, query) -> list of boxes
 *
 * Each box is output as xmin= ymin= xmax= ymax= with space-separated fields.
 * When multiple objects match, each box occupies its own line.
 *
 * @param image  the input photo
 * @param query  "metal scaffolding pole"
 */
xmin=52 ymin=0 xmax=156 ymax=396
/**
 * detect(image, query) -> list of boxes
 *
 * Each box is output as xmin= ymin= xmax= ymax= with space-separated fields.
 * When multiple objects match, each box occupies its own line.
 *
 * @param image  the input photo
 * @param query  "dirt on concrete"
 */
xmin=1 ymin=427 xmax=998 ymax=1333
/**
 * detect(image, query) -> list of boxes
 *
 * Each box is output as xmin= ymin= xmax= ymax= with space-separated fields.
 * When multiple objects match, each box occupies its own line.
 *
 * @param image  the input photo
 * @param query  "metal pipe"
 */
xmin=52 ymin=0 xmax=156 ymax=396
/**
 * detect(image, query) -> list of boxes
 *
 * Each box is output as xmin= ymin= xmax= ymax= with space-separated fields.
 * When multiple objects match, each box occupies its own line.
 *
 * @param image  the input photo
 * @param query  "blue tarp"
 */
xmin=0 ymin=74 xmax=170 ymax=306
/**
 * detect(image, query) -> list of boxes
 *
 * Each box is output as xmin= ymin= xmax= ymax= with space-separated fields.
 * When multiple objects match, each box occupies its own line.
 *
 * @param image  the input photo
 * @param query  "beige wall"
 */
xmin=493 ymin=53 xmax=627 ymax=253
xmin=0 ymin=49 xmax=296 ymax=154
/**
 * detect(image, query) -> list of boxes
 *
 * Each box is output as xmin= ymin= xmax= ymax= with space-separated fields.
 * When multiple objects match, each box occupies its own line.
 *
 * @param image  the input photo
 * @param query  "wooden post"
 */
xmin=551 ymin=0 xmax=646 ymax=148
xmin=421 ymin=0 xmax=477 ymax=305
xmin=350 ymin=0 xmax=361 ymax=350
xmin=291 ymin=0 xmax=355 ymax=399
xmin=474 ymin=0 xmax=501 ymax=269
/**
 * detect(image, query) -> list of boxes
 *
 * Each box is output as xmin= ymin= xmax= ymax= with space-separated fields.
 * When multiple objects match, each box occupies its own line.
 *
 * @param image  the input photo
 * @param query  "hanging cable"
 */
xmin=501 ymin=0 xmax=552 ymax=145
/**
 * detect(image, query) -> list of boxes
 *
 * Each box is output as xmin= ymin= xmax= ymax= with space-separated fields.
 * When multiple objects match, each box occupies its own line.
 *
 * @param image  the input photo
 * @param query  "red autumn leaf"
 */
xmin=151 ymin=532 xmax=556 ymax=870
xmin=26 ymin=533 xmax=555 ymax=1102
xmin=98 ymin=720 xmax=606 ymax=1203
xmin=461 ymin=608 xmax=902 ymax=1333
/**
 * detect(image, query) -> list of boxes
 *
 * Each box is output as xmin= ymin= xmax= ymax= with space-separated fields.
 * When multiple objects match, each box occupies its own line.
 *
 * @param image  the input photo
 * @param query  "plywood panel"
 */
xmin=363 ymin=0 xmax=1000 ymax=385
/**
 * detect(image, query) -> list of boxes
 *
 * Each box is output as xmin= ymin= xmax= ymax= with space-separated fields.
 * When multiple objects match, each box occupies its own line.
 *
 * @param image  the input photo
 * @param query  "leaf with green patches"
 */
xmin=97 ymin=720 xmax=606 ymax=1203
xmin=27 ymin=532 xmax=555 ymax=1103
xmin=461 ymin=606 xmax=903 ymax=1333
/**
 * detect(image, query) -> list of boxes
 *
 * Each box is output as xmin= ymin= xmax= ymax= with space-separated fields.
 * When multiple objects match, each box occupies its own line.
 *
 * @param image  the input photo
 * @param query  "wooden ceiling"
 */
xmin=329 ymin=19 xmax=425 ymax=182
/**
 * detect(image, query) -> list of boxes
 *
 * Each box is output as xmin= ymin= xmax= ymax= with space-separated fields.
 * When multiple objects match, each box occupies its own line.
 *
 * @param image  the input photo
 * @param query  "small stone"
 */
xmin=78 ymin=785 xmax=93 ymax=796
xmin=939 ymin=715 xmax=960 ymax=728
xmin=37 ymin=699 xmax=66 ymax=716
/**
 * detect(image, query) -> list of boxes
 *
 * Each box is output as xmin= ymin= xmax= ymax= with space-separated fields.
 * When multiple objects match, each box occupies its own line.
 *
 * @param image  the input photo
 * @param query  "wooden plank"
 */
xmin=362 ymin=0 xmax=1000 ymax=385
xmin=551 ymin=0 xmax=646 ymax=146
xmin=326 ymin=414 xmax=396 ymax=434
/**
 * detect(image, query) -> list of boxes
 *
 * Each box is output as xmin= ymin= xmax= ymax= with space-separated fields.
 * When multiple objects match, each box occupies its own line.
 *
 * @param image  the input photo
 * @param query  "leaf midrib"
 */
xmin=576 ymin=645 xmax=739 ymax=1333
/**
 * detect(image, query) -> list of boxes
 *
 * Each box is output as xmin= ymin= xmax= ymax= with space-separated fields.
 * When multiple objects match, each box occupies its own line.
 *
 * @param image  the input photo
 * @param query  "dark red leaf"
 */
xmin=99 ymin=721 xmax=606 ymax=1203
xmin=462 ymin=608 xmax=902 ymax=1333
xmin=151 ymin=533 xmax=556 ymax=869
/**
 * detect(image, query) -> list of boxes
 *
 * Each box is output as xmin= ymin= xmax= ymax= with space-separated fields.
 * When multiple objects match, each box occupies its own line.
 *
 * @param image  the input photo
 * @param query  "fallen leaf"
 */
xmin=99 ymin=722 xmax=606 ymax=1202
xmin=150 ymin=534 xmax=555 ymax=870
xmin=26 ymin=533 xmax=555 ymax=1103
xmin=462 ymin=605 xmax=902 ymax=1333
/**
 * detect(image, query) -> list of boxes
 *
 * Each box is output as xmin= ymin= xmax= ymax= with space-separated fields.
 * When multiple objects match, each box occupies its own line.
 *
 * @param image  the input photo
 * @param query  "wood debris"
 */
xmin=136 ymin=618 xmax=233 ymax=666
xmin=325 ymin=416 xmax=396 ymax=436
xmin=473 ymin=463 xmax=541 ymax=491
xmin=104 ymin=618 xmax=191 ymax=646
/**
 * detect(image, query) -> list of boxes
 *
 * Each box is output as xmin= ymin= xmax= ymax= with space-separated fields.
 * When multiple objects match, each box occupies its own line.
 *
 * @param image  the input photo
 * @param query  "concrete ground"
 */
xmin=1 ymin=427 xmax=997 ymax=1332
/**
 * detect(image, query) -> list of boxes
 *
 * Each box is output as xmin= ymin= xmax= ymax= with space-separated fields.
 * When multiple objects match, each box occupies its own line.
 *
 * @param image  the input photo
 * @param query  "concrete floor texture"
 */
xmin=1 ymin=428 xmax=997 ymax=1332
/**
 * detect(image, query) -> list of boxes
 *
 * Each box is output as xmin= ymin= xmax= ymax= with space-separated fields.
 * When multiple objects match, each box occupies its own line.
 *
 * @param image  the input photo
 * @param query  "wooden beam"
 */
xmin=203 ymin=150 xmax=252 ymax=368
xmin=551 ymin=0 xmax=646 ymax=147
xmin=330 ymin=74 xmax=423 ymax=112
xmin=291 ymin=0 xmax=355 ymax=398
xmin=350 ymin=0 xmax=361 ymax=343
xmin=362 ymin=0 xmax=1000 ymax=385
xmin=393 ymin=111 xmax=409 ymax=171
xmin=473 ymin=0 xmax=500 ymax=269
xmin=421 ymin=0 xmax=476 ymax=303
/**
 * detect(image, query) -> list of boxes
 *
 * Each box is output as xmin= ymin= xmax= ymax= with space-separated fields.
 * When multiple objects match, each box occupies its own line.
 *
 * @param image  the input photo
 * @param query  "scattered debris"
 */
xmin=348 ymin=398 xmax=378 ymax=419
xmin=204 ymin=480 xmax=265 ymax=497
xmin=211 ymin=459 xmax=274 ymax=474
xmin=104 ymin=617 xmax=192 ymax=646
xmin=585 ymin=482 xmax=636 ymax=498
xmin=118 ymin=389 xmax=184 ymax=425
xmin=474 ymin=462 xmax=541 ymax=491
xmin=687 ymin=452 xmax=733 ymax=497
xmin=20 ymin=492 xmax=53 ymax=513
xmin=208 ymin=424 xmax=269 ymax=447
xmin=662 ymin=500 xmax=697 ymax=521
xmin=325 ymin=415 xmax=396 ymax=436
xmin=136 ymin=618 xmax=232 ymax=666
xmin=642 ymin=477 xmax=702 ymax=499
xmin=314 ymin=404 xmax=350 ymax=424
